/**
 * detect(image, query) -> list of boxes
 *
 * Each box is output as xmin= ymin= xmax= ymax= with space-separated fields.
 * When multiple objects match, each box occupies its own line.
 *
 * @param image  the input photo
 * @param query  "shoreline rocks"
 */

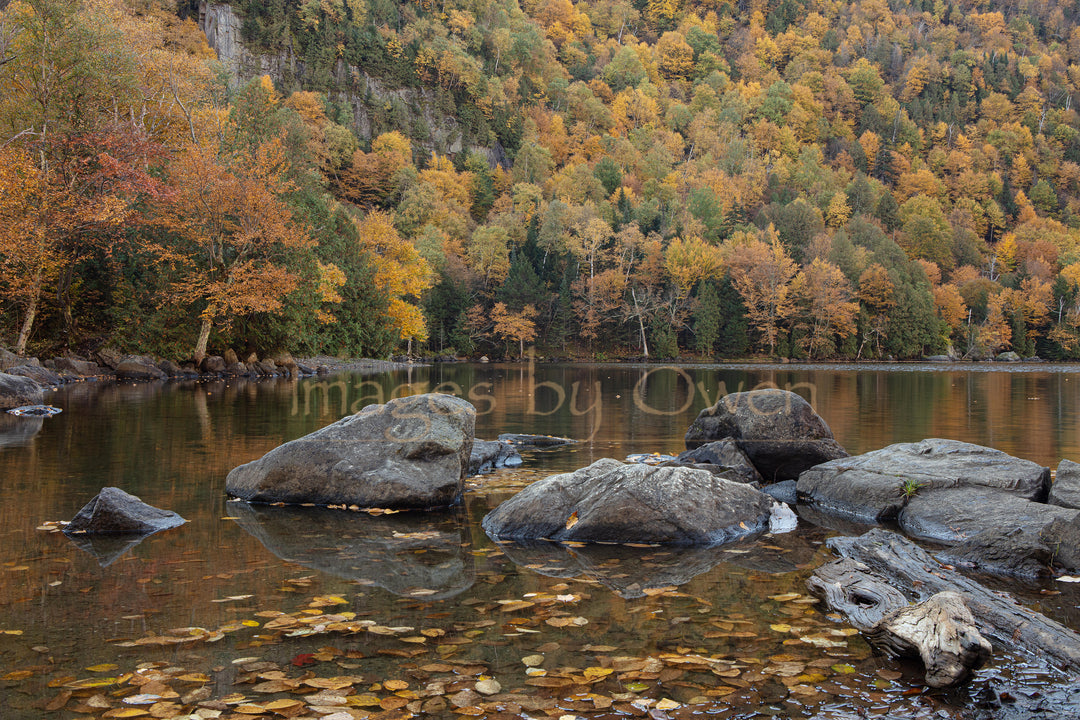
xmin=1 ymin=344 xmax=425 ymax=388
xmin=226 ymin=393 xmax=476 ymax=509
xmin=0 ymin=372 xmax=44 ymax=410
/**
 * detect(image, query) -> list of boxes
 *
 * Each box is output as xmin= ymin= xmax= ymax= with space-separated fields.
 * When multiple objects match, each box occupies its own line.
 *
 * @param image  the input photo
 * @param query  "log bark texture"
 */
xmin=818 ymin=528 xmax=1080 ymax=674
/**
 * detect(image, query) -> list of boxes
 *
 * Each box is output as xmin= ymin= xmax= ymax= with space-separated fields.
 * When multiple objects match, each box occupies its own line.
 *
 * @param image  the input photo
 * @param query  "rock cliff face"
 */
xmin=198 ymin=1 xmax=475 ymax=154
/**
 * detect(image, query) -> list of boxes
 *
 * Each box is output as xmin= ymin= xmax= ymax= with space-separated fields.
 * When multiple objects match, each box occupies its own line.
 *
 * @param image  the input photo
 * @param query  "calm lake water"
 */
xmin=3 ymin=361 xmax=1080 ymax=719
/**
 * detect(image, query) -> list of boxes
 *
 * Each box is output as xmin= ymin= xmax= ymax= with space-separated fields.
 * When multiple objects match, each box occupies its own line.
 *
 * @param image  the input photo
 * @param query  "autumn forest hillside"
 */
xmin=5 ymin=0 xmax=1080 ymax=362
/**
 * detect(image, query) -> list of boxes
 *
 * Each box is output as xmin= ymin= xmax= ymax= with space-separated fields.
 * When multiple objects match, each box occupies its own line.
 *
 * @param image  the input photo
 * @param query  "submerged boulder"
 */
xmin=63 ymin=487 xmax=186 ymax=535
xmin=231 ymin=503 xmax=474 ymax=599
xmin=226 ymin=393 xmax=476 ymax=508
xmin=684 ymin=389 xmax=847 ymax=481
xmin=498 ymin=433 xmax=576 ymax=447
xmin=0 ymin=372 xmax=43 ymax=410
xmin=482 ymin=458 xmax=774 ymax=546
xmin=797 ymin=439 xmax=1050 ymax=525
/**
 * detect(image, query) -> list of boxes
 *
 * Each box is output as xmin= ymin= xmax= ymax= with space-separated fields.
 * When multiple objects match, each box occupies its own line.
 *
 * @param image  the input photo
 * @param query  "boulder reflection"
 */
xmin=0 ymin=412 xmax=43 ymax=448
xmin=66 ymin=532 xmax=156 ymax=567
xmin=493 ymin=529 xmax=825 ymax=599
xmin=231 ymin=503 xmax=475 ymax=599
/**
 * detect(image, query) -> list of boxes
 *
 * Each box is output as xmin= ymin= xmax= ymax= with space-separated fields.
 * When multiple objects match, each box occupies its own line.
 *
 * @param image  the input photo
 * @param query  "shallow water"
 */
xmin=2 ymin=362 xmax=1080 ymax=719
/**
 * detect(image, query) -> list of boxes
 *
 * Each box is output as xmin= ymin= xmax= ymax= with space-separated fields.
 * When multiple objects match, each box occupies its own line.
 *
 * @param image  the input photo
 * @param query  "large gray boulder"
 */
xmin=0 ymin=372 xmax=43 ymax=410
xmin=797 ymin=439 xmax=1050 ymax=524
xmin=1041 ymin=514 xmax=1080 ymax=572
xmin=63 ymin=487 xmax=186 ymax=535
xmin=226 ymin=393 xmax=476 ymax=508
xmin=481 ymin=458 xmax=774 ymax=546
xmin=898 ymin=487 xmax=1076 ymax=544
xmin=1049 ymin=459 xmax=1080 ymax=509
xmin=684 ymin=389 xmax=847 ymax=481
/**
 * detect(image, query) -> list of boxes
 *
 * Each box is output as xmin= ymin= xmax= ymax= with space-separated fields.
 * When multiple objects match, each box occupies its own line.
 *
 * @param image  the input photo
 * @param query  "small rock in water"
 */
xmin=626 ymin=453 xmax=679 ymax=465
xmin=768 ymin=502 xmax=798 ymax=534
xmin=6 ymin=405 xmax=62 ymax=417
xmin=474 ymin=678 xmax=501 ymax=695
xmin=64 ymin=487 xmax=186 ymax=535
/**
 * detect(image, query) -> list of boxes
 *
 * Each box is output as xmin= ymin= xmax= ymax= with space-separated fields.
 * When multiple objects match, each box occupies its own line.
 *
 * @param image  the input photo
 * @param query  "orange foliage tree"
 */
xmin=150 ymin=138 xmax=312 ymax=361
xmin=856 ymin=263 xmax=896 ymax=358
xmin=492 ymin=302 xmax=538 ymax=358
xmin=728 ymin=233 xmax=797 ymax=356
xmin=791 ymin=259 xmax=859 ymax=358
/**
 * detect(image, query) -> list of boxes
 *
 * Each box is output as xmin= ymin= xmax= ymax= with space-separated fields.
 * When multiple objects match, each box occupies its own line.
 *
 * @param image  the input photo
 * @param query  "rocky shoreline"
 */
xmin=0 ymin=347 xmax=422 ymax=409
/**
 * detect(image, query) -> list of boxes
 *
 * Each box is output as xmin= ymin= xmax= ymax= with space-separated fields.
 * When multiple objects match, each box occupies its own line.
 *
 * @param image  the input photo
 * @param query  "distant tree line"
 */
xmin=6 ymin=0 xmax=1080 ymax=362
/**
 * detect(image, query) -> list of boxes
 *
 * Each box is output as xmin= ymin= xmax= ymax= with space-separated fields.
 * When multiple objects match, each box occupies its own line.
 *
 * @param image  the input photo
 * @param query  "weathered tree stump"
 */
xmin=809 ymin=558 xmax=990 ymax=687
xmin=811 ymin=529 xmax=1080 ymax=678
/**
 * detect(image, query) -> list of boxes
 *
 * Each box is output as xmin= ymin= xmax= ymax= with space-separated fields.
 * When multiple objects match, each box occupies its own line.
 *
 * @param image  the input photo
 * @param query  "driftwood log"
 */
xmin=810 ymin=529 xmax=1080 ymax=678
xmin=809 ymin=558 xmax=990 ymax=687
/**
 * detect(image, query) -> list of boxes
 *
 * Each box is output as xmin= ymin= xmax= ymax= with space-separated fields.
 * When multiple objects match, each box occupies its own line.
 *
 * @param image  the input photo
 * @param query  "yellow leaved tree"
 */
xmin=0 ymin=146 xmax=57 ymax=355
xmin=353 ymin=211 xmax=433 ymax=352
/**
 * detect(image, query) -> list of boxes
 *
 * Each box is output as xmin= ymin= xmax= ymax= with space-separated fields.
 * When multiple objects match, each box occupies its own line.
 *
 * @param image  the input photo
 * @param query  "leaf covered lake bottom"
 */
xmin=3 ymin=469 xmax=1076 ymax=720
xmin=6 ymin=366 xmax=1080 ymax=719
